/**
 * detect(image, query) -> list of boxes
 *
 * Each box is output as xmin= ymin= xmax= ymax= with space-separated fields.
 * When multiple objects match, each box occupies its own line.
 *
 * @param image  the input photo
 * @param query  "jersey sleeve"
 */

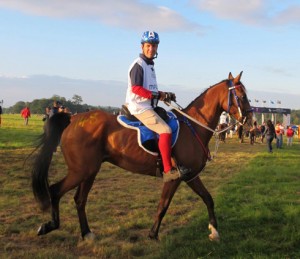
xmin=129 ymin=62 xmax=144 ymax=86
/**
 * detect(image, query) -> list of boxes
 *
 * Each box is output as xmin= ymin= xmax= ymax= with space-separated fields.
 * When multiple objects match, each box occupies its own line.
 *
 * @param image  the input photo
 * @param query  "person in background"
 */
xmin=0 ymin=105 xmax=2 ymax=127
xmin=42 ymin=106 xmax=51 ymax=122
xmin=125 ymin=31 xmax=179 ymax=183
xmin=286 ymin=125 xmax=294 ymax=146
xmin=237 ymin=124 xmax=244 ymax=143
xmin=264 ymin=119 xmax=276 ymax=153
xmin=249 ymin=121 xmax=258 ymax=145
xmin=21 ymin=106 xmax=31 ymax=125
xmin=275 ymin=121 xmax=284 ymax=148
xmin=49 ymin=101 xmax=62 ymax=118
xmin=260 ymin=122 xmax=266 ymax=143
xmin=63 ymin=107 xmax=72 ymax=115
xmin=219 ymin=111 xmax=228 ymax=125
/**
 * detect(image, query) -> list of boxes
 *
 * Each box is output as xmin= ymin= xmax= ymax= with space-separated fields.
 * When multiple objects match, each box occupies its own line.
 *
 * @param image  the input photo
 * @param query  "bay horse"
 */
xmin=31 ymin=71 xmax=252 ymax=242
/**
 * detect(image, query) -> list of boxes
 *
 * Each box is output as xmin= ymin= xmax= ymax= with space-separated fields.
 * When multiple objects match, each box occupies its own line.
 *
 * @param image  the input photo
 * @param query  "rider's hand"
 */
xmin=169 ymin=92 xmax=176 ymax=102
xmin=159 ymin=91 xmax=176 ymax=102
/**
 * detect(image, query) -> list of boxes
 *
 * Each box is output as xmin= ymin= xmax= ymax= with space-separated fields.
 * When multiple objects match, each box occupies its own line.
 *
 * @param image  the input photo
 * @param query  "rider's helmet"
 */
xmin=141 ymin=31 xmax=160 ymax=44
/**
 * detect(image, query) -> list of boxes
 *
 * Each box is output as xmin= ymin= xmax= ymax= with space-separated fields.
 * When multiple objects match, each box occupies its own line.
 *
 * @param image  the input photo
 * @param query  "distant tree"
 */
xmin=12 ymin=101 xmax=26 ymax=113
xmin=291 ymin=110 xmax=300 ymax=125
xmin=71 ymin=94 xmax=83 ymax=105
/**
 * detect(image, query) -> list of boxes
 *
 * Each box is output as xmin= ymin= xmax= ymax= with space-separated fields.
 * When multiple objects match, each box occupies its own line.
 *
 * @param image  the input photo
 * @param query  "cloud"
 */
xmin=190 ymin=0 xmax=300 ymax=26
xmin=262 ymin=66 xmax=291 ymax=77
xmin=273 ymin=5 xmax=300 ymax=25
xmin=0 ymin=0 xmax=202 ymax=32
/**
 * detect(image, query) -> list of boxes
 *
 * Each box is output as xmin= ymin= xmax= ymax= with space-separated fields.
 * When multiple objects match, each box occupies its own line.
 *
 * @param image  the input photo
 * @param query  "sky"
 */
xmin=0 ymin=0 xmax=300 ymax=109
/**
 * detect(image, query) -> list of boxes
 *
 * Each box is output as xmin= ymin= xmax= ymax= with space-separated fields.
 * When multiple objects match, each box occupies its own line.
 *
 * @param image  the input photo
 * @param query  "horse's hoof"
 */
xmin=148 ymin=232 xmax=159 ymax=241
xmin=37 ymin=221 xmax=58 ymax=236
xmin=208 ymin=223 xmax=220 ymax=242
xmin=83 ymin=232 xmax=96 ymax=241
xmin=37 ymin=224 xmax=47 ymax=236
xmin=209 ymin=233 xmax=220 ymax=242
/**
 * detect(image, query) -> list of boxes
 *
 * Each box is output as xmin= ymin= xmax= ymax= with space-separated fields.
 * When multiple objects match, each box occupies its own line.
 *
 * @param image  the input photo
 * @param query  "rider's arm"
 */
xmin=132 ymin=86 xmax=152 ymax=98
xmin=130 ymin=63 xmax=162 ymax=99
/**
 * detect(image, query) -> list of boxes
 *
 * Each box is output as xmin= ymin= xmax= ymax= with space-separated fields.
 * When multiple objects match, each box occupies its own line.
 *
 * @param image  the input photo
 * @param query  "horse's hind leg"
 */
xmin=187 ymin=177 xmax=220 ymax=242
xmin=74 ymin=173 xmax=97 ymax=240
xmin=37 ymin=172 xmax=84 ymax=236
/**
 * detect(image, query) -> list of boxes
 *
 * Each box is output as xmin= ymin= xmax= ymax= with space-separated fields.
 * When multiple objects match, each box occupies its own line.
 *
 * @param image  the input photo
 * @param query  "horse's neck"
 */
xmin=184 ymin=84 xmax=225 ymax=130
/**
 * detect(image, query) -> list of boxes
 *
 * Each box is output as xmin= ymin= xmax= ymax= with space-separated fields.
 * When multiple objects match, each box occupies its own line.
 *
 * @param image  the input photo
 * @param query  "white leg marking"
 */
xmin=208 ymin=223 xmax=220 ymax=242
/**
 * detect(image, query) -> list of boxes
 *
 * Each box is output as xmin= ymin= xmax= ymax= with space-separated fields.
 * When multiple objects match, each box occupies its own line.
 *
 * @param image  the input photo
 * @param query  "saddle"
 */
xmin=118 ymin=106 xmax=179 ymax=156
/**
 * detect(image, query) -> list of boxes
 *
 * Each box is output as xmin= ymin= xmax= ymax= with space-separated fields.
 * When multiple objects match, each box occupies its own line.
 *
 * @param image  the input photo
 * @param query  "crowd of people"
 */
xmin=218 ymin=112 xmax=297 ymax=153
xmin=18 ymin=101 xmax=73 ymax=127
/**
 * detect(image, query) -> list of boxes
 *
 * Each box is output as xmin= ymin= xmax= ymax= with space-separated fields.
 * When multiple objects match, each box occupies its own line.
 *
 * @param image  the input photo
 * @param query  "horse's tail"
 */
xmin=31 ymin=112 xmax=71 ymax=211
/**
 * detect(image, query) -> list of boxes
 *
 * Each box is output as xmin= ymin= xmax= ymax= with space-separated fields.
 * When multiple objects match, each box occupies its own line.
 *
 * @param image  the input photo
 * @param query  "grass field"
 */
xmin=0 ymin=114 xmax=299 ymax=258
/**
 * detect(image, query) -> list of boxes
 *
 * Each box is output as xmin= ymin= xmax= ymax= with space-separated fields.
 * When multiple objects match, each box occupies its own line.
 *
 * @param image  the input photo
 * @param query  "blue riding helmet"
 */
xmin=141 ymin=31 xmax=160 ymax=44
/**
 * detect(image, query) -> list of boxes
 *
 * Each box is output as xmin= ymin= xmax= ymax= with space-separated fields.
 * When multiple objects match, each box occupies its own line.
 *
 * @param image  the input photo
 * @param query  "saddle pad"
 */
xmin=117 ymin=111 xmax=180 ymax=155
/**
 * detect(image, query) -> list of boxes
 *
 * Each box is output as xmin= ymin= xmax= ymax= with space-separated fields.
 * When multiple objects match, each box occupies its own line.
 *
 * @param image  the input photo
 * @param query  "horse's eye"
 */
xmin=241 ymin=95 xmax=247 ymax=101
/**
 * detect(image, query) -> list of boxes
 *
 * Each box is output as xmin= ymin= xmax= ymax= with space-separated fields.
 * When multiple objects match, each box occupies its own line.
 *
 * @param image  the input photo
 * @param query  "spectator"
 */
xmin=42 ymin=106 xmax=51 ymax=122
xmin=264 ymin=119 xmax=276 ymax=153
xmin=260 ymin=122 xmax=266 ymax=143
xmin=0 ymin=105 xmax=2 ymax=127
xmin=275 ymin=121 xmax=284 ymax=148
xmin=63 ymin=107 xmax=72 ymax=115
xmin=21 ymin=106 xmax=31 ymax=125
xmin=49 ymin=101 xmax=62 ymax=118
xmin=250 ymin=121 xmax=258 ymax=145
xmin=237 ymin=124 xmax=244 ymax=143
xmin=286 ymin=126 xmax=294 ymax=146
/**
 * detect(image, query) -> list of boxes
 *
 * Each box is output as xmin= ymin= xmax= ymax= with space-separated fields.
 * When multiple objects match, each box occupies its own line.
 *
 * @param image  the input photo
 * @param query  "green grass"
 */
xmin=0 ymin=114 xmax=299 ymax=258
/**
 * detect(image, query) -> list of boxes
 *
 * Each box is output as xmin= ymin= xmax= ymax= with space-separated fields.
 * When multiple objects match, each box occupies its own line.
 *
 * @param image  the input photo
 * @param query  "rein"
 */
xmin=166 ymin=101 xmax=239 ymax=137
xmin=166 ymin=101 xmax=222 ymax=159
xmin=165 ymin=84 xmax=246 ymax=159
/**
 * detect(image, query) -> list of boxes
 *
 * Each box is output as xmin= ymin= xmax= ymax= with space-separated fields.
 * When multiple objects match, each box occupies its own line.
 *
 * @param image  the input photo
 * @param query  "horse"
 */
xmin=31 ymin=71 xmax=252 ymax=242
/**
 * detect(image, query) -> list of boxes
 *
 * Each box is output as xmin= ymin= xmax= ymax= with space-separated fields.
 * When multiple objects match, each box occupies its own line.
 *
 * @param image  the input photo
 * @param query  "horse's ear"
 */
xmin=228 ymin=72 xmax=234 ymax=80
xmin=232 ymin=71 xmax=243 ymax=84
xmin=236 ymin=71 xmax=243 ymax=82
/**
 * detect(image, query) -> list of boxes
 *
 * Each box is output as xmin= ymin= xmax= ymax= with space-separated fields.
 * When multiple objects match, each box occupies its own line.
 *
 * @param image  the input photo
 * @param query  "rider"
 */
xmin=125 ymin=31 xmax=180 ymax=183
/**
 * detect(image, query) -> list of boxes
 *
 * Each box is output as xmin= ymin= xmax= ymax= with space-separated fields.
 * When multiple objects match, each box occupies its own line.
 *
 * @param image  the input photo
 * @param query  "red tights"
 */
xmin=158 ymin=133 xmax=172 ymax=173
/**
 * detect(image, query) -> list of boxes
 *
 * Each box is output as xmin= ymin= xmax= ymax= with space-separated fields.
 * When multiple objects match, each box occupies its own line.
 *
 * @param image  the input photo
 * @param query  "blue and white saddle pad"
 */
xmin=117 ymin=111 xmax=180 ymax=155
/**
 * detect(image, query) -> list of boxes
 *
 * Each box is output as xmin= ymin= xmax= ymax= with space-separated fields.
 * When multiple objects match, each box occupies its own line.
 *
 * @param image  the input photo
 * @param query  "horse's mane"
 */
xmin=185 ymin=79 xmax=228 ymax=109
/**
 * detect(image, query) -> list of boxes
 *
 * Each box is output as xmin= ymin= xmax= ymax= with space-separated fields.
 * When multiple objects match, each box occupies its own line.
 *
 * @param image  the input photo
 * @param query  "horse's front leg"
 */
xmin=149 ymin=180 xmax=181 ymax=240
xmin=186 ymin=177 xmax=220 ymax=242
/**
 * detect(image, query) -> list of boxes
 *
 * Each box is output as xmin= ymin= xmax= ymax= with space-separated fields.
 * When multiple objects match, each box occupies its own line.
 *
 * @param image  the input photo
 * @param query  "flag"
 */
xmin=277 ymin=100 xmax=281 ymax=104
xmin=262 ymin=100 xmax=266 ymax=103
xmin=270 ymin=100 xmax=274 ymax=104
xmin=255 ymin=99 xmax=259 ymax=102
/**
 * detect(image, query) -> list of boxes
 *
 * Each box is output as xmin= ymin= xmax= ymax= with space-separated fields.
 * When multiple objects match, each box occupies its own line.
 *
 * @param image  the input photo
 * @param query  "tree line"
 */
xmin=2 ymin=94 xmax=120 ymax=115
xmin=2 ymin=94 xmax=300 ymax=125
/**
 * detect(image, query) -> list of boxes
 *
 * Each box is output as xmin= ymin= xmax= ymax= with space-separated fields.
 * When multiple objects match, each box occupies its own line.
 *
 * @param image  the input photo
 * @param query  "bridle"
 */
xmin=227 ymin=80 xmax=252 ymax=125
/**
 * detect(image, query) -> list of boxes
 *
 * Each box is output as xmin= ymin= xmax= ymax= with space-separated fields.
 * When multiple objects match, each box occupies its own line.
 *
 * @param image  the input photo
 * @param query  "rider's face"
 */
xmin=141 ymin=43 xmax=158 ymax=59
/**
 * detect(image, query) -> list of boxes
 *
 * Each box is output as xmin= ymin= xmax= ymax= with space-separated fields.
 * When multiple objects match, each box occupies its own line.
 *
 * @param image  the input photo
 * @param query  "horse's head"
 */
xmin=223 ymin=71 xmax=253 ymax=125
